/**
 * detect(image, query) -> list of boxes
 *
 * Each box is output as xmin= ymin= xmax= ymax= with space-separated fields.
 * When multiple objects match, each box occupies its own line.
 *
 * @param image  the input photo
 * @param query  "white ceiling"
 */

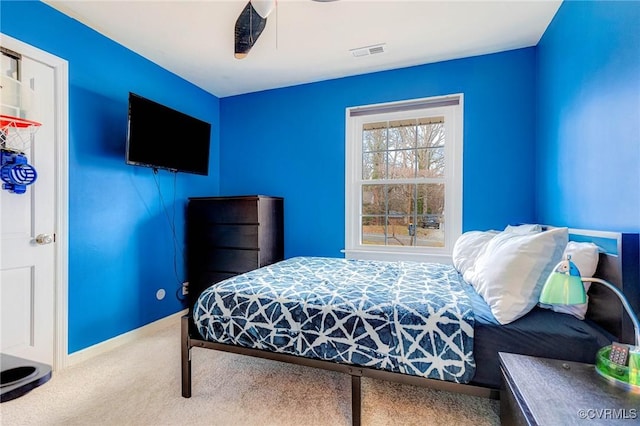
xmin=44 ymin=0 xmax=562 ymax=98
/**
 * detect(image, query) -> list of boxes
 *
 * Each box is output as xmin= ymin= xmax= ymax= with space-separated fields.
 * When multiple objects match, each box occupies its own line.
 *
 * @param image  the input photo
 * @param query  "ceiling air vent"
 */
xmin=350 ymin=43 xmax=386 ymax=58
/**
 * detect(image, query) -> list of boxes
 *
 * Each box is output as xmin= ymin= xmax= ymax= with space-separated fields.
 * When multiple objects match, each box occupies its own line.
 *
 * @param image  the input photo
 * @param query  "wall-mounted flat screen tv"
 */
xmin=126 ymin=92 xmax=211 ymax=176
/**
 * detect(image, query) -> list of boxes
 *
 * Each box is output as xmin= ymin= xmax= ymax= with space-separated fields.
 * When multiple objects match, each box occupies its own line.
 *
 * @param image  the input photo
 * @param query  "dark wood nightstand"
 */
xmin=499 ymin=352 xmax=640 ymax=425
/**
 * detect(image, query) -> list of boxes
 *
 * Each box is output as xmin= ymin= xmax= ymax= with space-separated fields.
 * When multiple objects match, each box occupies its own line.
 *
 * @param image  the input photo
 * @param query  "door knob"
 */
xmin=35 ymin=234 xmax=54 ymax=245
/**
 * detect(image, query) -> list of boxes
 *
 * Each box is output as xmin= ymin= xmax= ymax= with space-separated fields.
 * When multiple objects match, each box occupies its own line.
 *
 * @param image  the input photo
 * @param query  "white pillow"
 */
xmin=539 ymin=241 xmax=600 ymax=320
xmin=464 ymin=227 xmax=568 ymax=324
xmin=452 ymin=230 xmax=498 ymax=276
xmin=503 ymin=224 xmax=542 ymax=234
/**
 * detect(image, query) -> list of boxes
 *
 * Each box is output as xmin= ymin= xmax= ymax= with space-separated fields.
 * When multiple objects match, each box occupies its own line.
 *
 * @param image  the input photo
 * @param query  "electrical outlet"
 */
xmin=182 ymin=282 xmax=189 ymax=296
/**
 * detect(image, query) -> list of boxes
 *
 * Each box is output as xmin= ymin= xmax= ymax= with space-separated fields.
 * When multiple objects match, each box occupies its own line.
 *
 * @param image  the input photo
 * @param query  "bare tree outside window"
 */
xmin=361 ymin=117 xmax=445 ymax=247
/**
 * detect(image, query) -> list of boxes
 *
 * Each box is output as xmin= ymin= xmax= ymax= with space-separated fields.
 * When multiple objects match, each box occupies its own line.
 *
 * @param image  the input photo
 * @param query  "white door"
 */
xmin=1 ymin=51 xmax=56 ymax=365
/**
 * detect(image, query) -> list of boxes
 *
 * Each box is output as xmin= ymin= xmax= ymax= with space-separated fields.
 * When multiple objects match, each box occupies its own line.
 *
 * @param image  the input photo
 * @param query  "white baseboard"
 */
xmin=64 ymin=309 xmax=187 ymax=368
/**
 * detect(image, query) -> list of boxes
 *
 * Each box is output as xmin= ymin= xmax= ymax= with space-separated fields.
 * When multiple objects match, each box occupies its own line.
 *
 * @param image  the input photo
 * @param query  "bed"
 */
xmin=181 ymin=228 xmax=639 ymax=425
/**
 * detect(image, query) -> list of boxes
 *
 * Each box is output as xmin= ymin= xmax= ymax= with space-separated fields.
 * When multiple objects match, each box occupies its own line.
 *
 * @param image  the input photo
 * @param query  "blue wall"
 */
xmin=536 ymin=0 xmax=640 ymax=232
xmin=220 ymin=49 xmax=538 ymax=258
xmin=1 ymin=1 xmax=221 ymax=353
xmin=4 ymin=0 xmax=637 ymax=353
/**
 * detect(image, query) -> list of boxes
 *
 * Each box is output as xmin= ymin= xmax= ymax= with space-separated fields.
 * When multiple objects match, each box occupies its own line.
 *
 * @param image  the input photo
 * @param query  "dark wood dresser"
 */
xmin=186 ymin=195 xmax=284 ymax=313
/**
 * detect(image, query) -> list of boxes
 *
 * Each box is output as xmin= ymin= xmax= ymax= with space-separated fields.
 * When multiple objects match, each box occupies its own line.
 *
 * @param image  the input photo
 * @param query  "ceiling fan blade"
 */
xmin=252 ymin=0 xmax=275 ymax=19
xmin=234 ymin=1 xmax=268 ymax=59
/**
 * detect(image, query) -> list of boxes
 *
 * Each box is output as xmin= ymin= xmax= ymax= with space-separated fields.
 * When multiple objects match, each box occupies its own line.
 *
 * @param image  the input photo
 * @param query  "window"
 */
xmin=345 ymin=95 xmax=463 ymax=262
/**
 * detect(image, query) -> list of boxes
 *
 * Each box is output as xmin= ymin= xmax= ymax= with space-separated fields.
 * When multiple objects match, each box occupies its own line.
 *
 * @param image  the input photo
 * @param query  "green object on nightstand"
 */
xmin=595 ymin=346 xmax=640 ymax=393
xmin=629 ymin=349 xmax=640 ymax=386
xmin=596 ymin=346 xmax=629 ymax=382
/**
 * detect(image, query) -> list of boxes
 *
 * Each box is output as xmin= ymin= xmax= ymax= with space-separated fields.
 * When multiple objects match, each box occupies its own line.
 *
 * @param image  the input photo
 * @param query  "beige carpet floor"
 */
xmin=1 ymin=316 xmax=500 ymax=425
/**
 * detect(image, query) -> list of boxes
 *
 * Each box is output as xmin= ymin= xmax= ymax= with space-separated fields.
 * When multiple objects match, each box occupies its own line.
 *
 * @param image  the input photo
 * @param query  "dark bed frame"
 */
xmin=181 ymin=229 xmax=639 ymax=425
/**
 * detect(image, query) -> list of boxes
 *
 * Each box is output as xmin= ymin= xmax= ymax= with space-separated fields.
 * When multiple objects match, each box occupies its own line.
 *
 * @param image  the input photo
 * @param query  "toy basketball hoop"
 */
xmin=0 ymin=115 xmax=41 ymax=153
xmin=1 ymin=75 xmax=41 ymax=153
xmin=1 ymin=75 xmax=41 ymax=194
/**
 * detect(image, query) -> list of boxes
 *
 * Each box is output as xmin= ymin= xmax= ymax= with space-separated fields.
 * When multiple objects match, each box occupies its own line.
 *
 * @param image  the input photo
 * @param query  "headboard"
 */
xmin=569 ymin=229 xmax=640 ymax=344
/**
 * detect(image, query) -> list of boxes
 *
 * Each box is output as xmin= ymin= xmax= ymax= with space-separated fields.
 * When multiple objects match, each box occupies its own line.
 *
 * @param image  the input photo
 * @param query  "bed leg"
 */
xmin=351 ymin=374 xmax=361 ymax=426
xmin=181 ymin=315 xmax=192 ymax=398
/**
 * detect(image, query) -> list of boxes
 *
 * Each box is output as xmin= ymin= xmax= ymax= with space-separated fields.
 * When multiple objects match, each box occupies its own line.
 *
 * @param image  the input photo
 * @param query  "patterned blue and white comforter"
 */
xmin=194 ymin=257 xmax=476 ymax=383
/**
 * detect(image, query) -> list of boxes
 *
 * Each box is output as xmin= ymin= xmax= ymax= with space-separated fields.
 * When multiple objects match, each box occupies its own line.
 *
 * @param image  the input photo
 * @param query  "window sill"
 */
xmin=342 ymin=248 xmax=453 ymax=264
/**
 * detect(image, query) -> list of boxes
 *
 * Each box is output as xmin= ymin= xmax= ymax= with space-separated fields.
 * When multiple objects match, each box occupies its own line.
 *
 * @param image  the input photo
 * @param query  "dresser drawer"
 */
xmin=191 ymin=271 xmax=238 ymax=290
xmin=190 ymin=224 xmax=259 ymax=249
xmin=189 ymin=198 xmax=259 ymax=224
xmin=197 ymin=248 xmax=259 ymax=274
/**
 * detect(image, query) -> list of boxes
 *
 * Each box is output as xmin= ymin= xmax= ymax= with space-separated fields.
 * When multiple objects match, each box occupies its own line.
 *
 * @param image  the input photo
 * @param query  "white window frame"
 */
xmin=344 ymin=94 xmax=463 ymax=263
